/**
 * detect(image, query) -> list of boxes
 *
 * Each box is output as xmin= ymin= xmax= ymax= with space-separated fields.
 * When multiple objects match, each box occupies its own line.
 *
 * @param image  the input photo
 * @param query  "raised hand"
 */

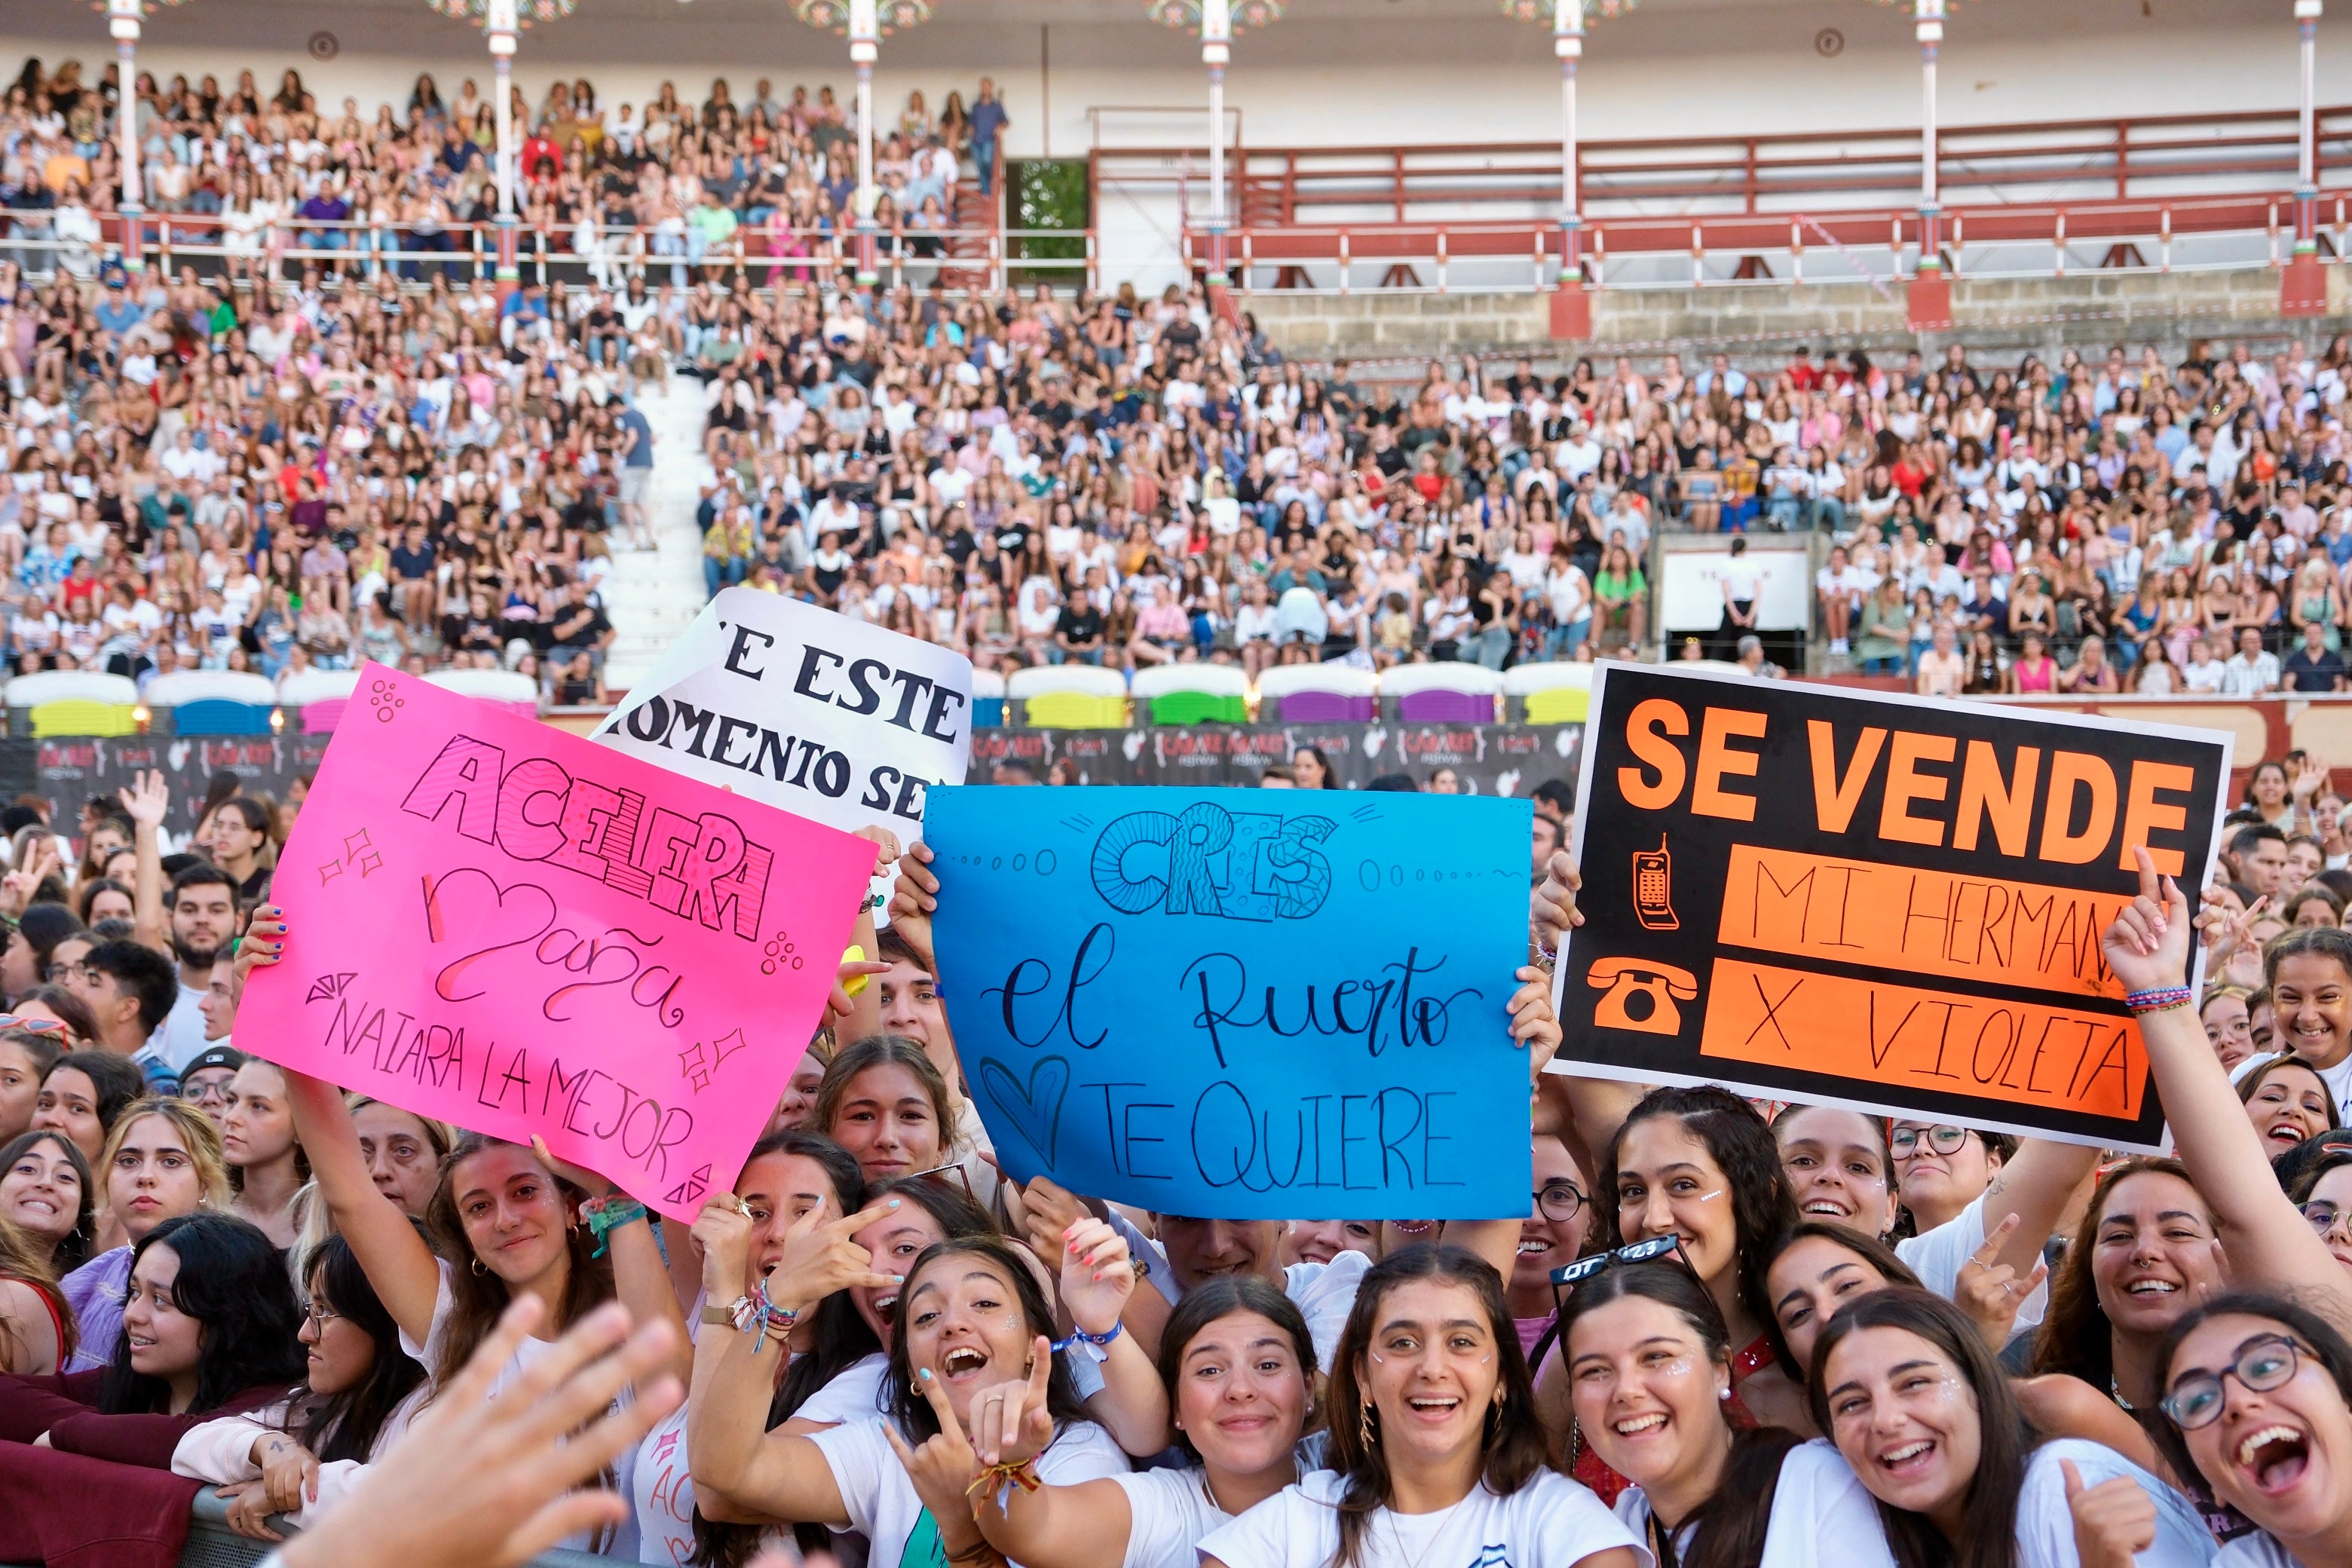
xmin=528 ymin=1133 xmax=614 ymax=1202
xmin=2062 ymin=1459 xmax=2158 ymax=1568
xmin=2100 ymin=848 xmax=2193 ymax=997
xmin=888 ymin=840 xmax=939 ymax=953
xmin=967 ymin=1336 xmax=1055 ymax=1468
xmin=119 ymin=768 xmax=170 ymax=831
xmin=1003 ymin=1170 xmax=1087 ymax=1263
xmin=881 ymin=1364 xmax=984 ymax=1556
xmin=1952 ymin=1211 xmax=2047 ymax=1349
xmin=234 ymin=903 xmax=288 ymax=991
xmin=1055 ymin=1217 xmax=1134 ymax=1339
xmin=1506 ymin=963 xmax=1561 ymax=1083
xmin=1530 ymin=850 xmax=1582 ymax=957
xmin=690 ymin=1193 xmax=757 ymax=1300
xmin=764 ymin=1196 xmax=905 ymax=1314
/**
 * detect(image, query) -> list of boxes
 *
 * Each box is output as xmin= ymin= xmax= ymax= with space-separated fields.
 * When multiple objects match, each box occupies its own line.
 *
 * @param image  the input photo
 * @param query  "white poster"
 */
xmin=595 ymin=591 xmax=974 ymax=916
xmin=1657 ymin=548 xmax=1813 ymax=635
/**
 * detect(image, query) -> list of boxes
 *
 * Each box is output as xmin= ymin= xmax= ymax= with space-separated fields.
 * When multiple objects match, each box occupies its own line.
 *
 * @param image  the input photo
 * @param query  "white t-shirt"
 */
xmin=2011 ymin=1440 xmax=2216 ymax=1568
xmin=811 ymin=1416 xmax=1128 ymax=1568
xmin=1614 ymin=1438 xmax=1888 ymax=1568
xmin=1895 ymin=1190 xmax=2049 ymax=1338
xmin=1199 ymin=1468 xmax=1644 ymax=1568
xmin=2213 ymin=1531 xmax=2300 ymax=1568
xmin=794 ymin=1351 xmax=889 ymax=1426
xmin=153 ymin=983 xmax=212 ymax=1073
xmin=1106 ymin=1208 xmax=1370 ymax=1373
xmin=1110 ymin=1465 xmax=1233 ymax=1568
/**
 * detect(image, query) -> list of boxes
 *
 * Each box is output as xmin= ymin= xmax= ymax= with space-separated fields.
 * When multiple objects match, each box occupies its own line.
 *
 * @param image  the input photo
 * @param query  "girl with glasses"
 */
xmin=170 ymin=1232 xmax=428 ymax=1541
xmin=1813 ymin=1288 xmax=2212 ymax=1568
xmin=2152 ymin=1291 xmax=2352 ymax=1567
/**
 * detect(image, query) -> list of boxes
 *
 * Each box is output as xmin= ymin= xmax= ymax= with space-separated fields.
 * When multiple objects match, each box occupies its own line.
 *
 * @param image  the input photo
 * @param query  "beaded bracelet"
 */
xmin=1049 ymin=1320 xmax=1123 ymax=1355
xmin=2124 ymin=987 xmax=2195 ymax=1016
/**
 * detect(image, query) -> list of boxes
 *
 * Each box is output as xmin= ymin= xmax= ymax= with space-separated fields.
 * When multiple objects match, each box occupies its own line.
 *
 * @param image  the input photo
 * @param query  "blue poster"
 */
xmin=925 ymin=786 xmax=1533 ymax=1220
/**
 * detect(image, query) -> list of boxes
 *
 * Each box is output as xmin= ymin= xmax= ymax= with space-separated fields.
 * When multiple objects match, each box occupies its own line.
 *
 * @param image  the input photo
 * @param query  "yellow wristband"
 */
xmin=842 ymin=944 xmax=870 ymax=997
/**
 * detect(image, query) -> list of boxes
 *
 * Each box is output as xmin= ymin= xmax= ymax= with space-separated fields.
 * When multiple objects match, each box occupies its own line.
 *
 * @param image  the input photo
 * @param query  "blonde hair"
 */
xmin=99 ymin=1098 xmax=232 ymax=1211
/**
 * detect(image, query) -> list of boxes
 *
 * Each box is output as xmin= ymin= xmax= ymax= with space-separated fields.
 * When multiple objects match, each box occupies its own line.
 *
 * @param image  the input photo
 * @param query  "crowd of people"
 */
xmin=0 ymin=739 xmax=2327 ymax=1568
xmin=6 ymin=58 xmax=2352 ymax=701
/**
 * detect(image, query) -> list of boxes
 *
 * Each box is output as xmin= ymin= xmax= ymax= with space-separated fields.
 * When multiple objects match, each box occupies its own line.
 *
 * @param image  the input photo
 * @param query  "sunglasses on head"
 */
xmin=902 ymin=1161 xmax=974 ymax=1202
xmin=0 ymin=1015 xmax=69 ymax=1037
xmin=1549 ymin=1235 xmax=1701 ymax=1316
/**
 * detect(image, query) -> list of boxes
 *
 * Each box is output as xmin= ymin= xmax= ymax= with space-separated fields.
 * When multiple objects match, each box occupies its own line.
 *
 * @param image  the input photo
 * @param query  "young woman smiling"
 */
xmin=1813 ymin=1288 xmax=2213 ymax=1568
xmin=1562 ymin=1259 xmax=1881 ymax=1568
xmin=0 ymin=1128 xmax=93 ymax=1274
xmin=60 ymin=1100 xmax=227 ymax=1371
xmin=171 ymin=1233 xmax=430 ymax=1541
xmin=2151 ymin=1291 xmax=2352 ymax=1568
xmin=815 ymin=1034 xmax=959 ymax=1185
xmin=2262 ymin=927 xmax=2352 ymax=1126
xmin=30 ymin=1048 xmax=143 ymax=1171
xmin=1586 ymin=1086 xmax=1808 ymax=1432
xmin=2240 ymin=1056 xmax=2341 ymax=1158
xmin=972 ymin=1276 xmax=1319 ymax=1568
xmin=1201 ymin=1246 xmax=1641 ymax=1568
xmin=688 ymin=1232 xmax=1130 ymax=1568
xmin=221 ymin=1058 xmax=306 ymax=1248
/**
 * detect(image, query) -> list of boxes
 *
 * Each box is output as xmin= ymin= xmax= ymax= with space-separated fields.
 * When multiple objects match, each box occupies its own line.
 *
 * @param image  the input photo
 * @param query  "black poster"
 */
xmin=1554 ymin=663 xmax=2234 ymax=1150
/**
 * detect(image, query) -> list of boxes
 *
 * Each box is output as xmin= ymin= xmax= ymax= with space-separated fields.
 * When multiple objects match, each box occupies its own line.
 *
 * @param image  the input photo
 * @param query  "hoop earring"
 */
xmin=1358 ymin=1401 xmax=1376 ymax=1448
xmin=470 ymin=1256 xmax=488 ymax=1276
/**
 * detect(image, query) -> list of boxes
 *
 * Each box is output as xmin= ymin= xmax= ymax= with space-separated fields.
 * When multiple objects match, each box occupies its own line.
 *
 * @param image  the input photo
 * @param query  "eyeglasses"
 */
xmin=2302 ymin=1202 xmax=2352 ymax=1242
xmin=1888 ymin=1124 xmax=1971 ymax=1159
xmin=1534 ymin=1178 xmax=1588 ymax=1223
xmin=1549 ymin=1235 xmax=1699 ymax=1317
xmin=181 ymin=1077 xmax=233 ymax=1105
xmin=0 ymin=1015 xmax=69 ymax=1037
xmin=302 ymin=1301 xmax=343 ymax=1329
xmin=2159 ymin=1334 xmax=2306 ymax=1429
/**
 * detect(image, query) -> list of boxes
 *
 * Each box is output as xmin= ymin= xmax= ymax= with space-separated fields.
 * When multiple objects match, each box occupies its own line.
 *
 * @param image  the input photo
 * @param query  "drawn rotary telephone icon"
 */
xmin=1633 ymin=835 xmax=1677 ymax=931
xmin=1589 ymin=958 xmax=1700 ymax=1036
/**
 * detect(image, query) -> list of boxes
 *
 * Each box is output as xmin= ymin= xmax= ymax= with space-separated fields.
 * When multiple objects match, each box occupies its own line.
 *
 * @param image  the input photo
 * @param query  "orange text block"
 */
xmin=1715 ymin=845 xmax=2126 ymax=1001
xmin=1698 ymin=957 xmax=2145 ymax=1119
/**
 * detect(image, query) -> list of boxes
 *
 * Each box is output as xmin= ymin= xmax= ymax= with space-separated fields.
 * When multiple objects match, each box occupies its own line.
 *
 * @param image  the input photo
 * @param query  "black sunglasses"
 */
xmin=1549 ymin=1235 xmax=1700 ymax=1318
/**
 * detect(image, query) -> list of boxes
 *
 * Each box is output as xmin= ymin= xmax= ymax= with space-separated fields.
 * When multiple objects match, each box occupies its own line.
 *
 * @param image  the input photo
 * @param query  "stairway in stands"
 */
xmin=940 ymin=155 xmax=1005 ymax=289
xmin=598 ymin=378 xmax=712 ymax=700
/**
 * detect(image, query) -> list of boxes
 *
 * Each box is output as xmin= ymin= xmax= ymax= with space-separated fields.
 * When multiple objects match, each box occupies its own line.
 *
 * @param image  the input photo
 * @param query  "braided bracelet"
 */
xmin=1049 ymin=1320 xmax=1123 ymax=1355
xmin=583 ymin=1196 xmax=648 ymax=1258
xmin=965 ymin=1458 xmax=1041 ymax=1508
xmin=729 ymin=1276 xmax=801 ymax=1355
xmin=2124 ymin=988 xmax=2194 ymax=1016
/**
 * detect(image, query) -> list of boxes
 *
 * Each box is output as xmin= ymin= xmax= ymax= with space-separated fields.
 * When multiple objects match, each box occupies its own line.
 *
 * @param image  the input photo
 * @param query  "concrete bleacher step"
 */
xmin=599 ymin=378 xmax=713 ymax=697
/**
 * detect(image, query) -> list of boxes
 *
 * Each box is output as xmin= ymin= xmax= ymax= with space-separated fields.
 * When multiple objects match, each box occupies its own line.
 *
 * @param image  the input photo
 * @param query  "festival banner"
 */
xmin=593 ymin=591 xmax=972 ymax=920
xmin=237 ymin=663 xmax=879 ymax=1222
xmin=925 ymin=785 xmax=1534 ymax=1219
xmin=1550 ymin=663 xmax=2234 ymax=1152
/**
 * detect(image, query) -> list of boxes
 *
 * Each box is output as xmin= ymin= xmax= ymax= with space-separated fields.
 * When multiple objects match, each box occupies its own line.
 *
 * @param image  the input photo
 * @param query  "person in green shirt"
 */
xmin=1853 ymin=575 xmax=1912 ymax=675
xmin=1593 ymin=541 xmax=1648 ymax=654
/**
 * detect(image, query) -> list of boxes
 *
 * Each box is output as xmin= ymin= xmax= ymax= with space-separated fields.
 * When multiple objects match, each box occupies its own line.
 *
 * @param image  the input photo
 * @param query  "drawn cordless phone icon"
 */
xmin=1589 ymin=958 xmax=1700 ymax=1035
xmin=1633 ymin=835 xmax=1678 ymax=931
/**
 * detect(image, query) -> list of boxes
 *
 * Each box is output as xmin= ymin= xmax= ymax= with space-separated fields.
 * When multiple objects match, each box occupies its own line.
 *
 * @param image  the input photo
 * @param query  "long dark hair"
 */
xmin=693 ymin=1131 xmax=867 ymax=1568
xmin=881 ymin=1236 xmax=1088 ymax=1444
xmin=2149 ymin=1289 xmax=2352 ymax=1511
xmin=1558 ymin=1260 xmax=1801 ymax=1568
xmin=1325 ymin=1246 xmax=1546 ymax=1568
xmin=1599 ymin=1086 xmax=1797 ymax=1340
xmin=2029 ymin=1156 xmax=2200 ymax=1393
xmin=1157 ymin=1273 xmax=1319 ymax=1463
xmin=46 ymin=1049 xmax=144 ymax=1140
xmin=101 ymin=1212 xmax=306 ymax=1416
xmin=1808 ymin=1288 xmax=2032 ymax=1568
xmin=297 ymin=1233 xmax=427 ymax=1463
xmin=0 ymin=1126 xmax=95 ymax=1274
xmin=1759 ymin=1220 xmax=1927 ymax=1382
xmin=421 ymin=1134 xmax=612 ymax=1391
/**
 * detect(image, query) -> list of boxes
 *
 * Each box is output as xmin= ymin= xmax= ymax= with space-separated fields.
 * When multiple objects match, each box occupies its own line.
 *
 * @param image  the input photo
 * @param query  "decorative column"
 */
xmin=795 ymin=1 xmax=934 ymax=290
xmin=1150 ymin=0 xmax=1279 ymax=311
xmin=2286 ymin=0 xmax=2329 ymax=314
xmin=100 ymin=0 xmax=182 ymax=272
xmin=1899 ymin=0 xmax=1954 ymax=328
xmin=431 ymin=0 xmax=574 ymax=293
xmin=1509 ymin=0 xmax=1628 ymax=338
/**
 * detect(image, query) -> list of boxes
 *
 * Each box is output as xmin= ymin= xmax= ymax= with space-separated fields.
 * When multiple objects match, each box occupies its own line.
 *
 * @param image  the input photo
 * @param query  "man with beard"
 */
xmin=149 ymin=864 xmax=238 ymax=1072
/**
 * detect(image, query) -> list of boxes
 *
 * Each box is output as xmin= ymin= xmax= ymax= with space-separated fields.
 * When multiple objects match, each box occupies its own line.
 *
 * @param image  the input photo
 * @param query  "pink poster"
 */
xmin=236 ymin=663 xmax=878 ymax=1222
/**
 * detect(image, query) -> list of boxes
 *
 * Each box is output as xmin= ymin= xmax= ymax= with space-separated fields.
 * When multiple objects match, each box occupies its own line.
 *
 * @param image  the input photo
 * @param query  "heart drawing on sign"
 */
xmin=976 ymin=1055 xmax=1070 ymax=1167
xmin=423 ymin=866 xmax=559 ymax=1003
